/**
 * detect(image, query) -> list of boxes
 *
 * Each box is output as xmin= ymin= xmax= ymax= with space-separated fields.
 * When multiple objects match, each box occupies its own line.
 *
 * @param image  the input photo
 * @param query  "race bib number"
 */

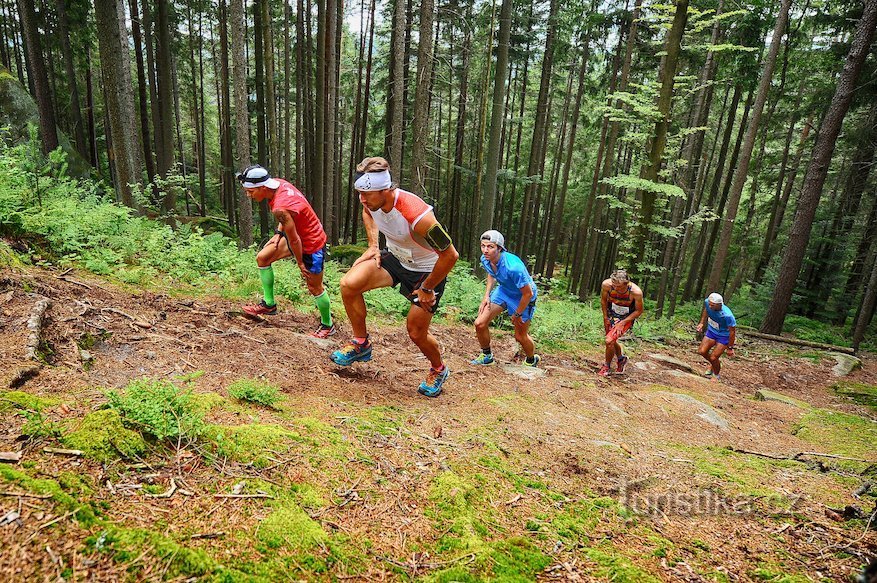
xmin=611 ymin=303 xmax=630 ymax=316
xmin=388 ymin=242 xmax=414 ymax=265
xmin=708 ymin=317 xmax=719 ymax=330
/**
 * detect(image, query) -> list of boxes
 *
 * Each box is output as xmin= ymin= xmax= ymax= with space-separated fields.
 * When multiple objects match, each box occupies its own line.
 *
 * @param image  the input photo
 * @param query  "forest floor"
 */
xmin=1 ymin=265 xmax=876 ymax=582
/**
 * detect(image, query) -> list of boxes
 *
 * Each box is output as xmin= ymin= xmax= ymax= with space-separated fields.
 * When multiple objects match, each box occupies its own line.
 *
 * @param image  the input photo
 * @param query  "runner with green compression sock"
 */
xmin=238 ymin=165 xmax=337 ymax=338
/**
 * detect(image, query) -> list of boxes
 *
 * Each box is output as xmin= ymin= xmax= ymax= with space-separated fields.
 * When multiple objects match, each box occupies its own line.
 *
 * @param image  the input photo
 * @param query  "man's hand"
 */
xmin=603 ymin=317 xmax=611 ymax=333
xmin=414 ymin=287 xmax=436 ymax=310
xmin=727 ymin=347 xmax=735 ymax=358
xmin=271 ymin=233 xmax=283 ymax=250
xmin=478 ymin=298 xmax=491 ymax=315
xmin=696 ymin=323 xmax=704 ymax=333
xmin=511 ymin=312 xmax=523 ymax=326
xmin=353 ymin=247 xmax=381 ymax=268
xmin=299 ymin=264 xmax=311 ymax=282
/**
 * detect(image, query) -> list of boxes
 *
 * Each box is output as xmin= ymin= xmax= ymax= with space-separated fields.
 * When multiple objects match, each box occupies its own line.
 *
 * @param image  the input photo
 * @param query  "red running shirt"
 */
xmin=268 ymin=179 xmax=327 ymax=254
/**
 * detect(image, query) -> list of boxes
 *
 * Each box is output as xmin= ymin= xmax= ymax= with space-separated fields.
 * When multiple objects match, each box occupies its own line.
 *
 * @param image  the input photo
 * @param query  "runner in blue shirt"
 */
xmin=696 ymin=292 xmax=736 ymax=381
xmin=471 ymin=230 xmax=540 ymax=367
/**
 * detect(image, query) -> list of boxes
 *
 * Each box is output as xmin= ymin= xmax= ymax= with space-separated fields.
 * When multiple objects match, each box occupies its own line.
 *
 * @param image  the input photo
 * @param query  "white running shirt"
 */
xmin=366 ymin=189 xmax=438 ymax=272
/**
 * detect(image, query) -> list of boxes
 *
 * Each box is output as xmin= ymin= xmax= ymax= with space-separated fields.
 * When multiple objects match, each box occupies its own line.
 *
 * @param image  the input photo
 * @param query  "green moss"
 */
xmin=88 ymin=527 xmax=232 ymax=579
xmin=341 ymin=406 xmax=402 ymax=436
xmin=189 ymin=391 xmax=228 ymax=414
xmin=832 ymin=381 xmax=877 ymax=413
xmin=428 ymin=471 xmax=487 ymax=553
xmin=206 ymin=423 xmax=298 ymax=467
xmin=748 ymin=565 xmax=811 ymax=582
xmin=793 ymin=408 xmax=877 ymax=460
xmin=584 ymin=546 xmax=660 ymax=582
xmin=62 ymin=409 xmax=147 ymax=462
xmin=292 ymin=416 xmax=350 ymax=461
xmin=0 ymin=466 xmax=97 ymax=525
xmin=256 ymin=502 xmax=328 ymax=551
xmin=0 ymin=390 xmax=59 ymax=412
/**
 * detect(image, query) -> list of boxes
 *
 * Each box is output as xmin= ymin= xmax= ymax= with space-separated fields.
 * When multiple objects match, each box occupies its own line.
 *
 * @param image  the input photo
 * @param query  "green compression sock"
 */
xmin=314 ymin=291 xmax=332 ymax=326
xmin=259 ymin=266 xmax=276 ymax=306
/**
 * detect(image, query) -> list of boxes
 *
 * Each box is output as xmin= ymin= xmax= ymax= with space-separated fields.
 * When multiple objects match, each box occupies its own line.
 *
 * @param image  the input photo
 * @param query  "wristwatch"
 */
xmin=420 ymin=287 xmax=435 ymax=295
xmin=274 ymin=229 xmax=283 ymax=236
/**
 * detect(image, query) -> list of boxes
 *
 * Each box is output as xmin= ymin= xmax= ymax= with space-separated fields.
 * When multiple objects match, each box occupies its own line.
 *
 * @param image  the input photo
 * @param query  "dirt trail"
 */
xmin=1 ymin=267 xmax=875 ymax=582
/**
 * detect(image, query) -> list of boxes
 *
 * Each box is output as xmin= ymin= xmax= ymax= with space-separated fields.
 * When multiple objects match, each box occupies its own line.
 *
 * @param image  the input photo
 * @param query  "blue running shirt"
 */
xmin=480 ymin=252 xmax=537 ymax=299
xmin=704 ymin=299 xmax=736 ymax=334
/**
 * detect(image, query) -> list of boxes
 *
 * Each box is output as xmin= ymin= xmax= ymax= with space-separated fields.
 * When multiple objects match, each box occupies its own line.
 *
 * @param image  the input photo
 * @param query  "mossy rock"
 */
xmin=0 ymin=390 xmax=59 ymax=412
xmin=793 ymin=408 xmax=877 ymax=460
xmin=62 ymin=409 xmax=147 ymax=462
xmin=832 ymin=381 xmax=877 ymax=413
xmin=328 ymin=244 xmax=367 ymax=265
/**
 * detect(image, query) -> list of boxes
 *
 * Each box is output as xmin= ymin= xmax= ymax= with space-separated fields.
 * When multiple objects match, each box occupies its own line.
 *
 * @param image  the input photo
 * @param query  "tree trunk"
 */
xmin=55 ymin=0 xmax=87 ymax=159
xmin=517 ymin=0 xmax=559 ymax=260
xmin=128 ymin=0 xmax=155 ymax=183
xmin=93 ymin=0 xmax=142 ymax=207
xmin=155 ymin=0 xmax=176 ymax=212
xmin=707 ymin=0 xmax=791 ymax=292
xmin=761 ymin=0 xmax=877 ymax=334
xmin=634 ymin=0 xmax=688 ymax=265
xmin=388 ymin=0 xmax=406 ymax=176
xmin=478 ymin=0 xmax=512 ymax=239
xmin=18 ymin=0 xmax=58 ymax=153
xmin=853 ymin=249 xmax=877 ymax=352
xmin=410 ymin=0 xmax=435 ymax=198
xmin=230 ymin=0 xmax=253 ymax=246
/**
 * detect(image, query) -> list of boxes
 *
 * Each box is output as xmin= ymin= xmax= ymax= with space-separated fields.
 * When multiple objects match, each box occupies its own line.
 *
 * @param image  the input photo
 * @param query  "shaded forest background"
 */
xmin=2 ymin=0 xmax=877 ymax=347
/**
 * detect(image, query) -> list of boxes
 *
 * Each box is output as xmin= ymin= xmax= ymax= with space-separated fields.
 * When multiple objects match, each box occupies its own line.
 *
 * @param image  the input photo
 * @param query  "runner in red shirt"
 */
xmin=237 ymin=165 xmax=335 ymax=338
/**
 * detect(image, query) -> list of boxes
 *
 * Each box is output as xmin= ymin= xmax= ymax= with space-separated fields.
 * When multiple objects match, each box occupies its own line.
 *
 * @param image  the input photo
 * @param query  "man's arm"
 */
xmin=512 ymin=284 xmax=534 ymax=323
xmin=697 ymin=307 xmax=707 ymax=332
xmin=479 ymin=274 xmax=496 ymax=315
xmin=275 ymin=211 xmax=305 ymax=267
xmin=728 ymin=326 xmax=736 ymax=349
xmin=600 ymin=282 xmax=610 ymax=326
xmin=412 ymin=212 xmax=458 ymax=291
xmin=626 ymin=286 xmax=644 ymax=322
xmin=352 ymin=208 xmax=381 ymax=267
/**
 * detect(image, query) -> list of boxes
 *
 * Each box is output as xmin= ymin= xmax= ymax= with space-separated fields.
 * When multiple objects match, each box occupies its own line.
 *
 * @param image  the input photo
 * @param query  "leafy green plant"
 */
xmin=227 ymin=378 xmax=281 ymax=408
xmin=106 ymin=379 xmax=204 ymax=441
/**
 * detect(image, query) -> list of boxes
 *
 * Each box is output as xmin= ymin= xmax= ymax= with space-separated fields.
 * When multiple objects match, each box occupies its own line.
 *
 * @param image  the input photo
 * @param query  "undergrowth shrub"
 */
xmin=227 ymin=379 xmax=281 ymax=407
xmin=106 ymin=378 xmax=204 ymax=441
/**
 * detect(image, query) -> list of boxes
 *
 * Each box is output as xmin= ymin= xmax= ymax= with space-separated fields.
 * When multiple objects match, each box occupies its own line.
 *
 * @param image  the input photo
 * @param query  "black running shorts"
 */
xmin=380 ymin=250 xmax=447 ymax=313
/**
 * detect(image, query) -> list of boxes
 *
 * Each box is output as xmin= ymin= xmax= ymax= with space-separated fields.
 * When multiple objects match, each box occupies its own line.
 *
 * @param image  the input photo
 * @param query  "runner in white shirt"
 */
xmin=330 ymin=157 xmax=459 ymax=397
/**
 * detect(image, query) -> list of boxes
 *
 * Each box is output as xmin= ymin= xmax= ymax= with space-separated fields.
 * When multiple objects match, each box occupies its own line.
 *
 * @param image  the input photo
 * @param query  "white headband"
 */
xmin=354 ymin=170 xmax=392 ymax=192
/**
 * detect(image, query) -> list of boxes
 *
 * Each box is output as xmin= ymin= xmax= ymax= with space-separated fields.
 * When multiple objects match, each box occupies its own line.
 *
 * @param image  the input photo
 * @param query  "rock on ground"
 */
xmin=829 ymin=352 xmax=861 ymax=377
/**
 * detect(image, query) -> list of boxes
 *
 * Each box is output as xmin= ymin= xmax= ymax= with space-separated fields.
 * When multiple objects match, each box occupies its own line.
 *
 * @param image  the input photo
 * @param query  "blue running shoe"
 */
xmin=330 ymin=339 xmax=372 ymax=366
xmin=470 ymin=352 xmax=495 ymax=366
xmin=418 ymin=366 xmax=450 ymax=397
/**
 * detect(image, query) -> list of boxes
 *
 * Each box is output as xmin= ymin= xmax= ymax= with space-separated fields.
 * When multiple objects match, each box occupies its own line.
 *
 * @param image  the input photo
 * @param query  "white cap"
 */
xmin=237 ymin=165 xmax=280 ymax=189
xmin=708 ymin=292 xmax=724 ymax=305
xmin=480 ymin=230 xmax=505 ymax=250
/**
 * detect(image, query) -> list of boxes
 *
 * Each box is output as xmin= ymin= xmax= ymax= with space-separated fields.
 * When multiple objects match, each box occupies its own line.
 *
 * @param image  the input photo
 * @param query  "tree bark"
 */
xmin=18 ymin=0 xmax=58 ymax=153
xmin=388 ymin=0 xmax=406 ymax=177
xmin=410 ymin=0 xmax=436 ymax=198
xmin=761 ymin=0 xmax=877 ymax=334
xmin=230 ymin=0 xmax=253 ymax=246
xmin=707 ymin=0 xmax=791 ymax=293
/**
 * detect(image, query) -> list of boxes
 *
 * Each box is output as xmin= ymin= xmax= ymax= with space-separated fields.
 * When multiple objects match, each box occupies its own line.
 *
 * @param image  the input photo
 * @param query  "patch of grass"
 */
xmin=20 ymin=410 xmax=63 ymax=439
xmin=0 ymin=390 xmax=59 ymax=412
xmin=748 ymin=564 xmax=811 ymax=582
xmin=62 ymin=409 xmax=147 ymax=462
xmin=291 ymin=416 xmax=350 ymax=462
xmin=227 ymin=378 xmax=281 ymax=408
xmin=832 ymin=381 xmax=877 ymax=413
xmin=793 ymin=408 xmax=877 ymax=461
xmin=106 ymin=378 xmax=205 ymax=441
xmin=340 ymin=405 xmax=403 ymax=436
xmin=584 ymin=545 xmax=661 ymax=582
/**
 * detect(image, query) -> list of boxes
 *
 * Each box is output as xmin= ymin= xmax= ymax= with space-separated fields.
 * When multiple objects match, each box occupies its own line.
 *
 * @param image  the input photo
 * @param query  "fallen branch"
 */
xmin=728 ymin=446 xmax=875 ymax=464
xmin=146 ymin=478 xmax=177 ymax=499
xmin=0 ymin=451 xmax=23 ymax=463
xmin=25 ymin=296 xmax=50 ymax=360
xmin=213 ymin=493 xmax=275 ymax=499
xmin=100 ymin=307 xmax=152 ymax=329
xmin=0 ymin=491 xmax=52 ymax=499
xmin=189 ymin=531 xmax=226 ymax=540
xmin=740 ymin=329 xmax=854 ymax=355
xmin=54 ymin=275 xmax=92 ymax=290
xmin=43 ymin=447 xmax=84 ymax=456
